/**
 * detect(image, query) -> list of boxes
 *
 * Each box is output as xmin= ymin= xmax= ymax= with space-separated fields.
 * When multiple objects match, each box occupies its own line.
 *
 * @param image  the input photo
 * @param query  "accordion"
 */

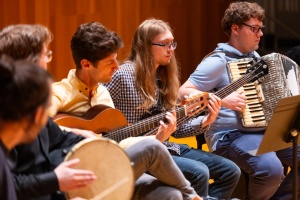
xmin=227 ymin=53 xmax=300 ymax=127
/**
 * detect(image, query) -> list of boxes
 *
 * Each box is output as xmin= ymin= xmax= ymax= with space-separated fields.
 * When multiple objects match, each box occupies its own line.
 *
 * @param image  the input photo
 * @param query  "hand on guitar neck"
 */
xmin=200 ymin=93 xmax=221 ymax=127
xmin=154 ymin=111 xmax=177 ymax=142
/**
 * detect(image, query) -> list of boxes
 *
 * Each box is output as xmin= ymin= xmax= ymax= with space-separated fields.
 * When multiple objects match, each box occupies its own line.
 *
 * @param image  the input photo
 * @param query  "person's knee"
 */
xmin=142 ymin=138 xmax=166 ymax=153
xmin=143 ymin=138 xmax=163 ymax=147
xmin=163 ymin=189 xmax=183 ymax=200
xmin=266 ymin=163 xmax=284 ymax=183
xmin=194 ymin=168 xmax=210 ymax=182
xmin=185 ymin=165 xmax=210 ymax=185
xmin=253 ymin=159 xmax=283 ymax=184
xmin=226 ymin=161 xmax=241 ymax=181
xmin=132 ymin=183 xmax=183 ymax=200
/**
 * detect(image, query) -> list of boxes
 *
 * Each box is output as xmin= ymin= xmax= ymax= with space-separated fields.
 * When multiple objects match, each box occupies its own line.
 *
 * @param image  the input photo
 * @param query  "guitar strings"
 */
xmin=106 ymin=107 xmax=187 ymax=142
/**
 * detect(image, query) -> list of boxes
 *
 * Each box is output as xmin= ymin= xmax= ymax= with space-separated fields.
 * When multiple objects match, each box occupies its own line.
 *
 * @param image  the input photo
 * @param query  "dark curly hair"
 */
xmin=71 ymin=22 xmax=124 ymax=69
xmin=222 ymin=2 xmax=265 ymax=36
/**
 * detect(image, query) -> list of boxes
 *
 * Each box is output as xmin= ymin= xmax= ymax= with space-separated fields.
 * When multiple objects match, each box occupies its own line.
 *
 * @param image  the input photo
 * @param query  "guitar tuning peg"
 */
xmin=189 ymin=92 xmax=202 ymax=98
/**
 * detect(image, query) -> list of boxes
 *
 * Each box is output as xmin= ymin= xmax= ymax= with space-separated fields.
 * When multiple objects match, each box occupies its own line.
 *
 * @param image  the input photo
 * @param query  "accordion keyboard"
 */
xmin=228 ymin=59 xmax=267 ymax=127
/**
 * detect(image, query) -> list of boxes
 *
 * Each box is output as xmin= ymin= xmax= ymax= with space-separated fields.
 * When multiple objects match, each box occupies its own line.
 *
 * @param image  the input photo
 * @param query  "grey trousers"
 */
xmin=125 ymin=138 xmax=197 ymax=200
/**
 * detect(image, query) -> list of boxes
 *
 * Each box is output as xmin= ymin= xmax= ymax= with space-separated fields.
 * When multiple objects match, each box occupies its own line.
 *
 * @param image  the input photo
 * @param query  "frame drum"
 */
xmin=64 ymin=138 xmax=134 ymax=200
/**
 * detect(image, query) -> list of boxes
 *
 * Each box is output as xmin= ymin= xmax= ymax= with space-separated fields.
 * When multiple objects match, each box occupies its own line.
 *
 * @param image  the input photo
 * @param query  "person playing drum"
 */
xmin=0 ymin=24 xmax=201 ymax=200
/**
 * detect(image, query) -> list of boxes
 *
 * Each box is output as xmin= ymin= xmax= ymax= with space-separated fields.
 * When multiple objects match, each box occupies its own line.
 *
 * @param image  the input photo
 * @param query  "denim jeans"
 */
xmin=173 ymin=144 xmax=241 ymax=199
xmin=125 ymin=138 xmax=198 ymax=200
xmin=214 ymin=130 xmax=300 ymax=200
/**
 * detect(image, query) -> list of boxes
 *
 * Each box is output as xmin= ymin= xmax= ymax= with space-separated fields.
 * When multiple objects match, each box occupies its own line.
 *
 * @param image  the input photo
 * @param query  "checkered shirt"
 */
xmin=103 ymin=62 xmax=209 ymax=155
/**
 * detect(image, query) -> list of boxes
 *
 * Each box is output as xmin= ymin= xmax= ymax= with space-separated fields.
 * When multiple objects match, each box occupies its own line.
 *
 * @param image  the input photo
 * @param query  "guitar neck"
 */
xmin=106 ymin=106 xmax=186 ymax=142
xmin=215 ymin=73 xmax=252 ymax=99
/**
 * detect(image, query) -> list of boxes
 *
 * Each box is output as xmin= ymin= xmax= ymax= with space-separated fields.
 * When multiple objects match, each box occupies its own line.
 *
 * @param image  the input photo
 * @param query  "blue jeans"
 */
xmin=214 ymin=130 xmax=300 ymax=200
xmin=173 ymin=144 xmax=241 ymax=199
xmin=125 ymin=139 xmax=198 ymax=200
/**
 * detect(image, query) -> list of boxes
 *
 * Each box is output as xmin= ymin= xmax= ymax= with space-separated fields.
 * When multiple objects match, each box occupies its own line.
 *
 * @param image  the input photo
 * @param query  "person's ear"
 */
xmin=34 ymin=105 xmax=48 ymax=127
xmin=231 ymin=24 xmax=239 ymax=36
xmin=80 ymin=59 xmax=91 ymax=69
xmin=34 ymin=106 xmax=43 ymax=125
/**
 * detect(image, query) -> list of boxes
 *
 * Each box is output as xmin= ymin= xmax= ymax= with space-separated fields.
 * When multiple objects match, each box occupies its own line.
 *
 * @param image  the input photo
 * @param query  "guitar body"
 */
xmin=53 ymin=104 xmax=128 ymax=134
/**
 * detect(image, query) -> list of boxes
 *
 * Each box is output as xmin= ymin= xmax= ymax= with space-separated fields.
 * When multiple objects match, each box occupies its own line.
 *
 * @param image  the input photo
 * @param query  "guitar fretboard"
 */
xmin=105 ymin=106 xmax=186 ymax=142
xmin=215 ymin=73 xmax=252 ymax=99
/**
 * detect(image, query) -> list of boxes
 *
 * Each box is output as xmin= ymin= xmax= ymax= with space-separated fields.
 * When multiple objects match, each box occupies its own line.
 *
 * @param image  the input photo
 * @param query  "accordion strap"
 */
xmin=200 ymin=51 xmax=248 ymax=93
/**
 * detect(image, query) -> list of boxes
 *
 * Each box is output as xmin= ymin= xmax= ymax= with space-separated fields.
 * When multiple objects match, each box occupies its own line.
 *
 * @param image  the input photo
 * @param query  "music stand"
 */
xmin=248 ymin=94 xmax=300 ymax=200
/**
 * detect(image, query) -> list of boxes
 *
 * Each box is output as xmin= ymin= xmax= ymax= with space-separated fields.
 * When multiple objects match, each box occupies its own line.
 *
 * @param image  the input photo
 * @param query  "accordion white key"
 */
xmin=227 ymin=53 xmax=300 ymax=127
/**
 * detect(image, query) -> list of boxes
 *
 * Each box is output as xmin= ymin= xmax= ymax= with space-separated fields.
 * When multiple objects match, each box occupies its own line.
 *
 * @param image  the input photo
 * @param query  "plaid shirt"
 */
xmin=104 ymin=62 xmax=209 ymax=155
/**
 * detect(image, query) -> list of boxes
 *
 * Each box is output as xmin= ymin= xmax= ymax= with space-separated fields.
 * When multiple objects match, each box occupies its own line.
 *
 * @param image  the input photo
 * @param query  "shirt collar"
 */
xmin=68 ymin=69 xmax=99 ymax=97
xmin=217 ymin=43 xmax=257 ymax=58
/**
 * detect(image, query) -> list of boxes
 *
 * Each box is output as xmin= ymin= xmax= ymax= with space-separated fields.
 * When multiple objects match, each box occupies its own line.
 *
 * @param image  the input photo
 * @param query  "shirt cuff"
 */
xmin=190 ymin=115 xmax=210 ymax=133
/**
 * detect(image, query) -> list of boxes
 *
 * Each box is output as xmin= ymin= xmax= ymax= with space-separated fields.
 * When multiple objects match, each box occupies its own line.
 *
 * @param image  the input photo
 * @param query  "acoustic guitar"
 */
xmin=54 ymin=57 xmax=269 ymax=142
xmin=53 ymin=92 xmax=209 ymax=142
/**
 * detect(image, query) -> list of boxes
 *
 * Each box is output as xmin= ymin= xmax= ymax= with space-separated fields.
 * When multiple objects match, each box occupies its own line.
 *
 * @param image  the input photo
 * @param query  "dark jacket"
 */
xmin=0 ymin=140 xmax=17 ymax=200
xmin=8 ymin=118 xmax=84 ymax=200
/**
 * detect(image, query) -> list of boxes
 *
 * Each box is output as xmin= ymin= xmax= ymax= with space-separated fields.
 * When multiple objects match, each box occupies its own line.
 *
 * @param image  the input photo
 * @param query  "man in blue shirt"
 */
xmin=179 ymin=2 xmax=300 ymax=200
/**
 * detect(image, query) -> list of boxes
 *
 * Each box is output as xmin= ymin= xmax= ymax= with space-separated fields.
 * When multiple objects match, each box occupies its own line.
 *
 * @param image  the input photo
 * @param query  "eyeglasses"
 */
xmin=242 ymin=23 xmax=265 ymax=34
xmin=46 ymin=50 xmax=53 ymax=63
xmin=151 ymin=41 xmax=177 ymax=50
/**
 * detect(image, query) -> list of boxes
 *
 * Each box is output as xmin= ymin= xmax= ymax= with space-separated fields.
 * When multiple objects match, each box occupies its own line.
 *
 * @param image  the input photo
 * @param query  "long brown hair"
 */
xmin=126 ymin=18 xmax=180 ymax=110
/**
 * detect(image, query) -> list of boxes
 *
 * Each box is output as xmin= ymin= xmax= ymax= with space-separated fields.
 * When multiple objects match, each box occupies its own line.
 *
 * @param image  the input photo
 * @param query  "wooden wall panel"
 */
xmin=0 ymin=0 xmax=232 ymax=82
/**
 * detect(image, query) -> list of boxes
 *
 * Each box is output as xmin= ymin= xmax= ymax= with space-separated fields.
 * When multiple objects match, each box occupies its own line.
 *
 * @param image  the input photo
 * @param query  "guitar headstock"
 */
xmin=246 ymin=58 xmax=268 ymax=83
xmin=179 ymin=92 xmax=209 ymax=116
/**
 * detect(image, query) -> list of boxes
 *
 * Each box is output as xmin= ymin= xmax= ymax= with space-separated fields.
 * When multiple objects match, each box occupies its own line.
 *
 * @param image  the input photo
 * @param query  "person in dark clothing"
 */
xmin=0 ymin=56 xmax=53 ymax=200
xmin=286 ymin=45 xmax=300 ymax=66
xmin=0 ymin=24 xmax=98 ymax=200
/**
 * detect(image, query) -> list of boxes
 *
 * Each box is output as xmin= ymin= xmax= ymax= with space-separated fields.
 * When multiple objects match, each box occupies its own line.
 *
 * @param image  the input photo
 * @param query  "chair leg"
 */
xmin=242 ymin=171 xmax=249 ymax=200
xmin=283 ymin=164 xmax=290 ymax=175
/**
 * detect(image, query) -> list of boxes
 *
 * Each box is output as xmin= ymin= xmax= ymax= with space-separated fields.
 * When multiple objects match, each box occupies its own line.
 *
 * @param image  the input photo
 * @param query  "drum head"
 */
xmin=65 ymin=138 xmax=134 ymax=200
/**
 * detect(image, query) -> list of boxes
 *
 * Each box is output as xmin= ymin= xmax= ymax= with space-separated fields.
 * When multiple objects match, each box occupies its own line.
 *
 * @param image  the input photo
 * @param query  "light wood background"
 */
xmin=0 ymin=0 xmax=232 ymax=82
